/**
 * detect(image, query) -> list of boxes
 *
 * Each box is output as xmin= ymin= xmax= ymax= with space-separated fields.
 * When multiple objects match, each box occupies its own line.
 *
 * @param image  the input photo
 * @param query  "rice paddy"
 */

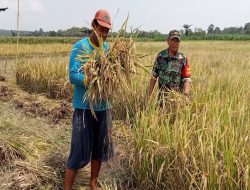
xmin=0 ymin=40 xmax=249 ymax=189
xmin=0 ymin=44 xmax=71 ymax=57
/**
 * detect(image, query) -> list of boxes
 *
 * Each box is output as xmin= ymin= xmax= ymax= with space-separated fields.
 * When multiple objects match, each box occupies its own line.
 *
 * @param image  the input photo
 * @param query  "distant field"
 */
xmin=0 ymin=36 xmax=80 ymax=44
xmin=0 ymin=41 xmax=249 ymax=189
xmin=1 ymin=34 xmax=250 ymax=44
xmin=0 ymin=43 xmax=72 ymax=58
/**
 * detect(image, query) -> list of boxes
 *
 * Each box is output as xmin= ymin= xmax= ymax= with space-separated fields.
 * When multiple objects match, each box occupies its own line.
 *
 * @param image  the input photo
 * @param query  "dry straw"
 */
xmin=78 ymin=17 xmax=149 ymax=116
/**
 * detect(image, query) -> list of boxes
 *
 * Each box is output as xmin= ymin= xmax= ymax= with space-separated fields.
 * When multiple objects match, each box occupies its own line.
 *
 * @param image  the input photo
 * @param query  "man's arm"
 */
xmin=148 ymin=55 xmax=160 ymax=97
xmin=181 ymin=57 xmax=192 ymax=96
xmin=148 ymin=76 xmax=157 ymax=97
xmin=182 ymin=80 xmax=191 ymax=95
xmin=149 ymin=61 xmax=159 ymax=97
xmin=69 ymin=41 xmax=87 ymax=86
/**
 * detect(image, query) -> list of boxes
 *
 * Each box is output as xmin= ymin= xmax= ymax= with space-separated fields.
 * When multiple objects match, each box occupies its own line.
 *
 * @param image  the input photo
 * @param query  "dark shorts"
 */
xmin=66 ymin=109 xmax=114 ymax=170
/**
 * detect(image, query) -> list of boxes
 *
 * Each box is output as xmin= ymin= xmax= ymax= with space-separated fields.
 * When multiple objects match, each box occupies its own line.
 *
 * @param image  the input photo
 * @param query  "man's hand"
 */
xmin=83 ymin=70 xmax=98 ymax=87
xmin=183 ymin=93 xmax=191 ymax=105
xmin=148 ymin=76 xmax=157 ymax=98
xmin=84 ymin=75 xmax=90 ymax=86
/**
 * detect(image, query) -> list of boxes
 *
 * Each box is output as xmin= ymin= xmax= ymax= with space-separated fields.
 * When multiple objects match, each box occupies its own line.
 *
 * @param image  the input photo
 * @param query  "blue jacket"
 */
xmin=69 ymin=37 xmax=110 ymax=111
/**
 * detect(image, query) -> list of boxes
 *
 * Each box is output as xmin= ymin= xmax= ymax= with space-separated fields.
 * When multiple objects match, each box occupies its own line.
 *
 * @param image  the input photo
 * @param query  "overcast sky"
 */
xmin=1 ymin=0 xmax=250 ymax=33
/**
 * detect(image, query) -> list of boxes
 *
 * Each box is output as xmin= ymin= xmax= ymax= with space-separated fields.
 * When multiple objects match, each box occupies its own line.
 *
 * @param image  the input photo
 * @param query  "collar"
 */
xmin=166 ymin=48 xmax=180 ymax=59
xmin=160 ymin=49 xmax=179 ymax=58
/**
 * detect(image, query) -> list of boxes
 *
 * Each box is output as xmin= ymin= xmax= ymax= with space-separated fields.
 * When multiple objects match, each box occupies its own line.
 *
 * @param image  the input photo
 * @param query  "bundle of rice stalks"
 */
xmin=78 ymin=18 xmax=149 ymax=115
xmin=10 ymin=160 xmax=59 ymax=190
xmin=80 ymin=38 xmax=137 ymax=103
xmin=0 ymin=140 xmax=25 ymax=166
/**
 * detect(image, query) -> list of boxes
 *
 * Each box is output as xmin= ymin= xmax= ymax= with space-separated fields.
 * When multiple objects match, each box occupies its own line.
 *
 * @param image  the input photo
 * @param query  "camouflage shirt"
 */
xmin=152 ymin=48 xmax=191 ymax=91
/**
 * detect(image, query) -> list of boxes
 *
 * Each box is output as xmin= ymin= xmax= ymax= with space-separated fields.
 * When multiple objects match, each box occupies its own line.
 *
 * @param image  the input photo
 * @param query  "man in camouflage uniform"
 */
xmin=148 ymin=30 xmax=191 ymax=104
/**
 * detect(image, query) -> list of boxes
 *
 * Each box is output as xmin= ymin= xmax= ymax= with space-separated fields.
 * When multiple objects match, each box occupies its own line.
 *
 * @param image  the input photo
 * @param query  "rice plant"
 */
xmin=125 ymin=41 xmax=250 ymax=190
xmin=16 ymin=56 xmax=73 ymax=100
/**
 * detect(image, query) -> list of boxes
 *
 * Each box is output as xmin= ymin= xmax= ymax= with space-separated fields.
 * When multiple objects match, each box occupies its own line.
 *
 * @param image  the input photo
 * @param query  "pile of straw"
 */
xmin=0 ymin=140 xmax=25 ymax=166
xmin=10 ymin=160 xmax=59 ymax=190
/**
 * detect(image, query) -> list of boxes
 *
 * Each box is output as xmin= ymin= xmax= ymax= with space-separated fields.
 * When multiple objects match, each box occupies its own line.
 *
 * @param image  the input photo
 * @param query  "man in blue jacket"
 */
xmin=64 ymin=9 xmax=113 ymax=190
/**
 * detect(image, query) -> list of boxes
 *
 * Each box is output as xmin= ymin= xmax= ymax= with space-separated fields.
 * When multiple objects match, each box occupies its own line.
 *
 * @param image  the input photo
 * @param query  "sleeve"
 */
xmin=151 ymin=54 xmax=160 ymax=78
xmin=69 ymin=41 xmax=86 ymax=86
xmin=181 ymin=57 xmax=192 ymax=82
xmin=104 ymin=42 xmax=110 ymax=54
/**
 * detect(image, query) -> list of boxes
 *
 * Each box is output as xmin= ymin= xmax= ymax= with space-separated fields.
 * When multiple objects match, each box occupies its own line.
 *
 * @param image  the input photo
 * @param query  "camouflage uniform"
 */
xmin=152 ymin=49 xmax=191 ymax=92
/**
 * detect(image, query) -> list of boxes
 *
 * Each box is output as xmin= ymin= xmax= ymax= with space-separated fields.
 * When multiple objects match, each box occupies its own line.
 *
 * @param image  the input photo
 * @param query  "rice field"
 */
xmin=0 ymin=44 xmax=71 ymax=57
xmin=0 ymin=41 xmax=249 ymax=189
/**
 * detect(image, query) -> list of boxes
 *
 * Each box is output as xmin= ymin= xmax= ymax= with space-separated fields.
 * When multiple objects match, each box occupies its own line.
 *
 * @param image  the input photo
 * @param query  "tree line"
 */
xmin=2 ymin=22 xmax=250 ymax=42
xmin=5 ymin=22 xmax=249 ymax=37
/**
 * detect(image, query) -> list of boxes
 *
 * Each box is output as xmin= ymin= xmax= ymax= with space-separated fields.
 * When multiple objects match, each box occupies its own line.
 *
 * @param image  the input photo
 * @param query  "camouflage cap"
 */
xmin=168 ymin=30 xmax=181 ymax=41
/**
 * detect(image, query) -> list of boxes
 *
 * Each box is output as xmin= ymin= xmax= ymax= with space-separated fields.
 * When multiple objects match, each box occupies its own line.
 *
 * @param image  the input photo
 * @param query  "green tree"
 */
xmin=183 ymin=24 xmax=192 ymax=36
xmin=194 ymin=28 xmax=206 ymax=36
xmin=213 ymin=27 xmax=221 ymax=34
xmin=38 ymin=28 xmax=44 ymax=36
xmin=207 ymin=24 xmax=214 ymax=34
xmin=244 ymin=22 xmax=250 ymax=34
xmin=222 ymin=27 xmax=242 ymax=34
xmin=49 ymin=31 xmax=57 ymax=36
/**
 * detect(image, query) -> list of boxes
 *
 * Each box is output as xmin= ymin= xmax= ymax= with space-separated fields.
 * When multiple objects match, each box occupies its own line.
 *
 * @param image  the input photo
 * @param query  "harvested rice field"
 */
xmin=0 ymin=41 xmax=249 ymax=190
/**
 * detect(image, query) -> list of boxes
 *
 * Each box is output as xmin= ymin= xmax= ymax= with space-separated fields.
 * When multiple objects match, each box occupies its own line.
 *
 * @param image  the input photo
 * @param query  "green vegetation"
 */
xmin=1 ymin=22 xmax=250 ymax=44
xmin=0 ymin=36 xmax=79 ymax=44
xmin=1 ymin=34 xmax=250 ymax=45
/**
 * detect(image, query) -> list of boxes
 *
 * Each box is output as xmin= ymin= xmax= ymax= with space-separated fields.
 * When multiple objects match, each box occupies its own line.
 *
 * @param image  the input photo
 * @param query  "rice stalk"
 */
xmin=79 ymin=17 xmax=149 ymax=116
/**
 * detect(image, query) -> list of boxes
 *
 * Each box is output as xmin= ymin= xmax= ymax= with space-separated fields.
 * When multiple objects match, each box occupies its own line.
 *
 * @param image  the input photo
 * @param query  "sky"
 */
xmin=1 ymin=0 xmax=250 ymax=34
